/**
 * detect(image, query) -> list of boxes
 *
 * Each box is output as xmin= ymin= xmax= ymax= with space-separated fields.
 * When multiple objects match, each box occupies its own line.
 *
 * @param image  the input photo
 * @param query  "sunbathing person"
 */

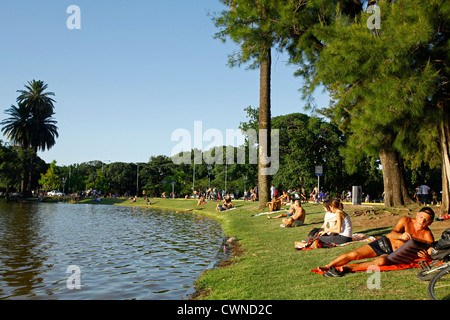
xmin=216 ymin=203 xmax=228 ymax=212
xmin=279 ymin=191 xmax=290 ymax=205
xmin=268 ymin=199 xmax=294 ymax=219
xmin=223 ymin=193 xmax=234 ymax=208
xmin=318 ymin=207 xmax=435 ymax=277
xmin=265 ymin=196 xmax=282 ymax=212
xmin=197 ymin=196 xmax=206 ymax=206
xmin=269 ymin=200 xmax=305 ymax=227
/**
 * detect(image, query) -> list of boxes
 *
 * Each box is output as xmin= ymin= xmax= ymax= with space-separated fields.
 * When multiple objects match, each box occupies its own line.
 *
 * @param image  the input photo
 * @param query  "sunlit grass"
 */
xmin=77 ymin=196 xmax=439 ymax=300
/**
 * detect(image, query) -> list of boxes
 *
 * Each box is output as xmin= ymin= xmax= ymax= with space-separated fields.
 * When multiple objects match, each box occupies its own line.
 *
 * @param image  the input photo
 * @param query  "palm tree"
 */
xmin=1 ymin=80 xmax=58 ymax=196
xmin=17 ymin=80 xmax=55 ymax=120
xmin=1 ymin=103 xmax=33 ymax=149
xmin=1 ymin=103 xmax=33 ymax=194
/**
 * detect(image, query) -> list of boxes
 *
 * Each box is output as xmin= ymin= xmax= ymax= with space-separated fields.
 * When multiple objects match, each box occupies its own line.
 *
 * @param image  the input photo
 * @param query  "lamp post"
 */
xmin=136 ymin=163 xmax=139 ymax=197
xmin=101 ymin=160 xmax=111 ymax=172
xmin=224 ymin=164 xmax=227 ymax=193
xmin=192 ymin=164 xmax=195 ymax=196
xmin=207 ymin=164 xmax=212 ymax=189
xmin=62 ymin=177 xmax=66 ymax=194
xmin=244 ymin=175 xmax=248 ymax=194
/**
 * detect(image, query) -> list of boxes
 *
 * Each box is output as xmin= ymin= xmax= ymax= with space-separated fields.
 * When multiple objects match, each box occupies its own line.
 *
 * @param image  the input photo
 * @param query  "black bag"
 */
xmin=431 ymin=229 xmax=450 ymax=261
xmin=303 ymin=228 xmax=324 ymax=244
xmin=308 ymin=228 xmax=324 ymax=238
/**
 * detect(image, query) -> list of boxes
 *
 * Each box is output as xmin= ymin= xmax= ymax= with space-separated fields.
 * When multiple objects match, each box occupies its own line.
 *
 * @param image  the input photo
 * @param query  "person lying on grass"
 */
xmin=268 ymin=200 xmax=306 ymax=227
xmin=318 ymin=207 xmax=435 ymax=277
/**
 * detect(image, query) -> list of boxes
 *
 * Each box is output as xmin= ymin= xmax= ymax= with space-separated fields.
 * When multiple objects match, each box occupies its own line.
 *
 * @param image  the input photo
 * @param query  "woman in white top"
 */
xmin=317 ymin=199 xmax=353 ymax=245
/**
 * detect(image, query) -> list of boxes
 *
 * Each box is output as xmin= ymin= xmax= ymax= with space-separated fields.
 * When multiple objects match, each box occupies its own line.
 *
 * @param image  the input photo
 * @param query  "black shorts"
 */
xmin=369 ymin=236 xmax=394 ymax=256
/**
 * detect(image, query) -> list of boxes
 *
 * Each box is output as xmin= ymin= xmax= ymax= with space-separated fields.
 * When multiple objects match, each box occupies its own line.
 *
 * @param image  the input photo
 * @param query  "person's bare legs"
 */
xmin=340 ymin=255 xmax=390 ymax=272
xmin=318 ymin=244 xmax=378 ymax=271
xmin=268 ymin=213 xmax=288 ymax=219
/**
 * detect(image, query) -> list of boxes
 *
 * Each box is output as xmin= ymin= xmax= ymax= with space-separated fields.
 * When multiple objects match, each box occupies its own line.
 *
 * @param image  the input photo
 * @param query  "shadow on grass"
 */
xmin=357 ymin=226 xmax=392 ymax=237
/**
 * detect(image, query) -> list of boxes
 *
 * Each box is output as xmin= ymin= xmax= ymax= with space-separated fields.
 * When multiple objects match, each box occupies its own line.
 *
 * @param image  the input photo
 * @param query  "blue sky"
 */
xmin=0 ymin=0 xmax=329 ymax=166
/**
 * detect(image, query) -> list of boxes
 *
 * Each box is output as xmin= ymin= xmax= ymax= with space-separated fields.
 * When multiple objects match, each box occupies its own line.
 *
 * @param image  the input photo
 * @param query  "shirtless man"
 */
xmin=269 ymin=200 xmax=306 ymax=227
xmin=319 ymin=207 xmax=435 ymax=277
xmin=265 ymin=196 xmax=282 ymax=212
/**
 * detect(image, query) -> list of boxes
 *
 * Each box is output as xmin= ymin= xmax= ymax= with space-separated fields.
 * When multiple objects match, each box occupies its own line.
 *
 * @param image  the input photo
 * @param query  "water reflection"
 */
xmin=0 ymin=202 xmax=224 ymax=300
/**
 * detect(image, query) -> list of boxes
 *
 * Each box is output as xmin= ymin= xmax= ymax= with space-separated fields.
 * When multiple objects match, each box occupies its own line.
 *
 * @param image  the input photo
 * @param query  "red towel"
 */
xmin=311 ymin=258 xmax=431 ymax=275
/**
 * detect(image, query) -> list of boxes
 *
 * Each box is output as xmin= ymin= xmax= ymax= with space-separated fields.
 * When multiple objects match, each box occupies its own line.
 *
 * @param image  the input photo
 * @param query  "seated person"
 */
xmin=316 ymin=199 xmax=353 ymax=246
xmin=265 ymin=196 xmax=282 ymax=212
xmin=223 ymin=193 xmax=234 ymax=208
xmin=269 ymin=199 xmax=294 ymax=219
xmin=249 ymin=189 xmax=257 ymax=202
xmin=216 ymin=203 xmax=228 ymax=212
xmin=279 ymin=191 xmax=290 ymax=205
xmin=269 ymin=200 xmax=305 ymax=227
xmin=197 ymin=196 xmax=206 ymax=206
xmin=319 ymin=207 xmax=435 ymax=277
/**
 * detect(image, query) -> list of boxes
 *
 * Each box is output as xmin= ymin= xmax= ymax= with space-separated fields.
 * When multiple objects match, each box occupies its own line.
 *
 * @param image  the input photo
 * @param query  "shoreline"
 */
xmin=5 ymin=196 xmax=447 ymax=300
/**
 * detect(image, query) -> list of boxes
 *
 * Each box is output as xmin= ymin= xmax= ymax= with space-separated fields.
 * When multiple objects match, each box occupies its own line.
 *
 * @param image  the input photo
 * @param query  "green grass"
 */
xmin=76 ymin=196 xmax=445 ymax=300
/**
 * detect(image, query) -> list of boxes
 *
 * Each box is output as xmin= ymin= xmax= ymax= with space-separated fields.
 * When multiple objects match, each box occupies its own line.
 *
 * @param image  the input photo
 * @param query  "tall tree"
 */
xmin=430 ymin=1 xmax=450 ymax=214
xmin=292 ymin=0 xmax=442 ymax=207
xmin=1 ymin=103 xmax=34 ymax=194
xmin=1 ymin=80 xmax=58 ymax=196
xmin=214 ymin=0 xmax=278 ymax=208
xmin=16 ymin=80 xmax=55 ymax=120
xmin=213 ymin=0 xmax=363 ymax=207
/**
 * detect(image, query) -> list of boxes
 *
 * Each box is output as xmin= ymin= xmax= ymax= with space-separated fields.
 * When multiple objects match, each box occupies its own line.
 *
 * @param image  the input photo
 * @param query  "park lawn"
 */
xmin=79 ymin=197 xmax=448 ymax=300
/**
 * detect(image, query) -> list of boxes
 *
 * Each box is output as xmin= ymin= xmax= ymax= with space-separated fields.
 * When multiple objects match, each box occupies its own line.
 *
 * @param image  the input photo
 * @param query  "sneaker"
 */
xmin=323 ymin=267 xmax=344 ymax=278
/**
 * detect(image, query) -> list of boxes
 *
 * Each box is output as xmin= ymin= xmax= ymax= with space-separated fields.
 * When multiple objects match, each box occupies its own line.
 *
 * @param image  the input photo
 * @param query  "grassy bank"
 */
xmin=78 ymin=197 xmax=448 ymax=300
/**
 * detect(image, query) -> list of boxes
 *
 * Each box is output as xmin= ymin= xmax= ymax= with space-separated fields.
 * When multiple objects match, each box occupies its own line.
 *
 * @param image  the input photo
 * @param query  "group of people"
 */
xmin=193 ymin=183 xmax=439 ymax=279
xmin=414 ymin=184 xmax=440 ymax=205
xmin=264 ymin=195 xmax=437 ymax=279
xmin=318 ymin=206 xmax=435 ymax=277
xmin=194 ymin=192 xmax=236 ymax=212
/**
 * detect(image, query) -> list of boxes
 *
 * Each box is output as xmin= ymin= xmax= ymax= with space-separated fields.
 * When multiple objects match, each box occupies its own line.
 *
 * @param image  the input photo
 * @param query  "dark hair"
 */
xmin=419 ymin=207 xmax=435 ymax=221
xmin=330 ymin=198 xmax=340 ymax=209
xmin=323 ymin=200 xmax=331 ymax=211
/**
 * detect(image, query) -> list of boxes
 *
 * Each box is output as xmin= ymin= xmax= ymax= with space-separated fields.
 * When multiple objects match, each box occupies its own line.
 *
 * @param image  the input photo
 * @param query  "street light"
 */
xmin=244 ymin=175 xmax=248 ymax=194
xmin=136 ymin=163 xmax=139 ymax=197
xmin=225 ymin=164 xmax=227 ymax=193
xmin=207 ymin=164 xmax=212 ymax=189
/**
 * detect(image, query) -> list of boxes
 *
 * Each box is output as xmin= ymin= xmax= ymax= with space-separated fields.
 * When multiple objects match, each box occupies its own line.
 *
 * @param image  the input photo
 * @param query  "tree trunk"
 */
xmin=25 ymin=149 xmax=36 ymax=198
xmin=19 ymin=147 xmax=28 ymax=196
xmin=439 ymin=110 xmax=450 ymax=215
xmin=258 ymin=48 xmax=272 ymax=209
xmin=379 ymin=146 xmax=413 ymax=207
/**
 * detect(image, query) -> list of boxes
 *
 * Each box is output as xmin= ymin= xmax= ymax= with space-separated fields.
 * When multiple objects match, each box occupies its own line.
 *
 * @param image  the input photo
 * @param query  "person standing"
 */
xmin=270 ymin=185 xmax=276 ymax=199
xmin=420 ymin=184 xmax=431 ymax=205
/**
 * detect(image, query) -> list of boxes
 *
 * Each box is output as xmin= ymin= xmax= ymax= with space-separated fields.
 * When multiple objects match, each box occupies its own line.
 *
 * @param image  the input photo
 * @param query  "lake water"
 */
xmin=0 ymin=202 xmax=225 ymax=300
